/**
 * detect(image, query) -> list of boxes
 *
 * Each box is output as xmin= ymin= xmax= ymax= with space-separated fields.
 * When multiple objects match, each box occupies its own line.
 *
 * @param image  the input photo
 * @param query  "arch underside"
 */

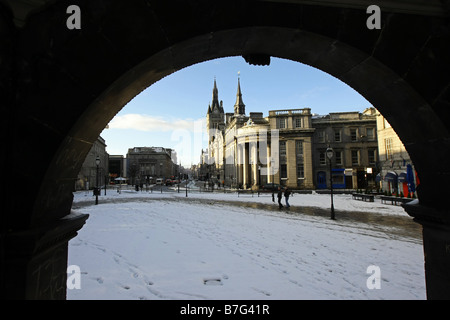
xmin=4 ymin=0 xmax=449 ymax=228
xmin=2 ymin=0 xmax=450 ymax=300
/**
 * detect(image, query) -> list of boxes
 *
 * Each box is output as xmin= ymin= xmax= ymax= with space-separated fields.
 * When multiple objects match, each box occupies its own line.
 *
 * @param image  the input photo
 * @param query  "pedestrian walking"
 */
xmin=277 ymin=187 xmax=283 ymax=209
xmin=284 ymin=187 xmax=291 ymax=208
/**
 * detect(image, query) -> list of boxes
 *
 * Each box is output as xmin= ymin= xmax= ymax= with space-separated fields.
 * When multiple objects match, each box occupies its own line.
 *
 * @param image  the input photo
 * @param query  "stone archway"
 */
xmin=1 ymin=0 xmax=449 ymax=299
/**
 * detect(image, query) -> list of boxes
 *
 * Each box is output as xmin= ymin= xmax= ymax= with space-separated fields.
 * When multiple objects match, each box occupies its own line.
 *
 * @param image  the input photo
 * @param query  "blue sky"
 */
xmin=101 ymin=57 xmax=374 ymax=167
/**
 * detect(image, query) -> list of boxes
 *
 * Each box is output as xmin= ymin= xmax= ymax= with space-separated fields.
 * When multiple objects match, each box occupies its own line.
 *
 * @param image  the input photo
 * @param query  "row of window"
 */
xmin=279 ymin=140 xmax=304 ymax=157
xmin=279 ymin=140 xmax=376 ymax=167
xmin=316 ymin=127 xmax=375 ymax=143
xmin=279 ymin=163 xmax=304 ymax=179
xmin=318 ymin=149 xmax=377 ymax=166
xmin=275 ymin=117 xmax=376 ymax=143
xmin=277 ymin=117 xmax=304 ymax=129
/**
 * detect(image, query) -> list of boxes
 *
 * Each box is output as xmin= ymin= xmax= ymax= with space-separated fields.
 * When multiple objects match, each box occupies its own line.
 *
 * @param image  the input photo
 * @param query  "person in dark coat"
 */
xmin=284 ymin=187 xmax=291 ymax=208
xmin=277 ymin=187 xmax=283 ymax=209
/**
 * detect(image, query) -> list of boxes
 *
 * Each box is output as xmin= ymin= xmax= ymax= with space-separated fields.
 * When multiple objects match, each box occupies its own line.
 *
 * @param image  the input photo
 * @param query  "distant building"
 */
xmin=376 ymin=110 xmax=417 ymax=197
xmin=108 ymin=155 xmax=126 ymax=182
xmin=75 ymin=136 xmax=109 ymax=190
xmin=198 ymin=149 xmax=210 ymax=180
xmin=126 ymin=147 xmax=178 ymax=185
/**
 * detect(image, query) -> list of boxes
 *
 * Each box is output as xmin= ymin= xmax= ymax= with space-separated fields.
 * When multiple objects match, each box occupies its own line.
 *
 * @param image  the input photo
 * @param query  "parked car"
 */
xmin=156 ymin=178 xmax=164 ymax=185
xmin=262 ymin=183 xmax=281 ymax=191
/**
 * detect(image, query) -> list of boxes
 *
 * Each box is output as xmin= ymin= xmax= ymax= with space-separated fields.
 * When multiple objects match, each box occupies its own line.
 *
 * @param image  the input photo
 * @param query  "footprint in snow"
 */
xmin=252 ymin=287 xmax=271 ymax=296
xmin=94 ymin=277 xmax=103 ymax=284
xmin=203 ymin=278 xmax=222 ymax=286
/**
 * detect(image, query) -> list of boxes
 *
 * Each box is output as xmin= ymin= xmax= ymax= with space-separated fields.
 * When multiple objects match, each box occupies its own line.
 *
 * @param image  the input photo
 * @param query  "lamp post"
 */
xmin=326 ymin=147 xmax=335 ymax=220
xmin=258 ymin=165 xmax=261 ymax=189
xmin=95 ymin=156 xmax=100 ymax=205
xmin=160 ymin=162 xmax=163 ymax=193
xmin=178 ymin=163 xmax=180 ymax=193
xmin=270 ymin=156 xmax=275 ymax=202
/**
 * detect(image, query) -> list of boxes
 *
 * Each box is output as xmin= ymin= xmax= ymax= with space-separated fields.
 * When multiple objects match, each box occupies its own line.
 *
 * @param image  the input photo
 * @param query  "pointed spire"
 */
xmin=234 ymin=76 xmax=245 ymax=115
xmin=212 ymin=77 xmax=218 ymax=101
xmin=211 ymin=77 xmax=221 ymax=113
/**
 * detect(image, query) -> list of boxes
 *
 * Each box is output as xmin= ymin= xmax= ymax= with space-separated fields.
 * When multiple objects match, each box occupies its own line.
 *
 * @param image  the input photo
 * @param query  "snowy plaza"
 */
xmin=67 ymin=186 xmax=426 ymax=300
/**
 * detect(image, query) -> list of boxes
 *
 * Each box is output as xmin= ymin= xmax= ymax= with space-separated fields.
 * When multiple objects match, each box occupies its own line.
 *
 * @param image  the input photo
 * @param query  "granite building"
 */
xmin=376 ymin=110 xmax=417 ymax=197
xmin=204 ymin=79 xmax=378 ymax=190
xmin=312 ymin=109 xmax=378 ymax=190
xmin=75 ymin=136 xmax=109 ymax=190
xmin=126 ymin=147 xmax=178 ymax=185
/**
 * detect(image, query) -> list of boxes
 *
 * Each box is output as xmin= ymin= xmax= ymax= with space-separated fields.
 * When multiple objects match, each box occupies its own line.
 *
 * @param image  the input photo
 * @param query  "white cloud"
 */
xmin=108 ymin=114 xmax=205 ymax=132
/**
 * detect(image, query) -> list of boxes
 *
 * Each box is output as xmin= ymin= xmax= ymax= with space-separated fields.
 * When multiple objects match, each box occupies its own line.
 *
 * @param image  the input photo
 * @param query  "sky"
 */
xmin=100 ymin=57 xmax=374 ymax=167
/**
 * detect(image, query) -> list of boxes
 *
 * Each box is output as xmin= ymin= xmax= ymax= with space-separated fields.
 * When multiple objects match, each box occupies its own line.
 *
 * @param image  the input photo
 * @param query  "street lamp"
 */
xmin=186 ymin=174 xmax=188 ymax=197
xmin=258 ymin=165 xmax=261 ymax=189
xmin=160 ymin=162 xmax=163 ymax=193
xmin=95 ymin=156 xmax=100 ymax=205
xmin=178 ymin=162 xmax=180 ymax=193
xmin=326 ymin=147 xmax=335 ymax=220
xmin=270 ymin=156 xmax=275 ymax=202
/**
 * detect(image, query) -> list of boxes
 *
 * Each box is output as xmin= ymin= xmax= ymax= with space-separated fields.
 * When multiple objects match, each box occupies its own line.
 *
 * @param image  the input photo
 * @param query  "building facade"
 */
xmin=126 ymin=147 xmax=178 ymax=185
xmin=376 ymin=110 xmax=417 ymax=197
xmin=203 ymin=78 xmax=378 ymax=190
xmin=267 ymin=108 xmax=315 ymax=189
xmin=75 ymin=136 xmax=109 ymax=190
xmin=312 ymin=109 xmax=378 ymax=190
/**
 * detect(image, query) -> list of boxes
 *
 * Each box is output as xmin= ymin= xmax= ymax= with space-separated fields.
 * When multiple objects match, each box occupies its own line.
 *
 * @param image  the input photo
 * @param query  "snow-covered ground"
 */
xmin=68 ymin=186 xmax=426 ymax=300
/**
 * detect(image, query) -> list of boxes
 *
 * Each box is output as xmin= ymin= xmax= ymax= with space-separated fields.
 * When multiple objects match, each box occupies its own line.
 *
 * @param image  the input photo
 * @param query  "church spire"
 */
xmin=210 ymin=77 xmax=221 ymax=113
xmin=212 ymin=77 xmax=218 ymax=102
xmin=234 ymin=76 xmax=245 ymax=115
